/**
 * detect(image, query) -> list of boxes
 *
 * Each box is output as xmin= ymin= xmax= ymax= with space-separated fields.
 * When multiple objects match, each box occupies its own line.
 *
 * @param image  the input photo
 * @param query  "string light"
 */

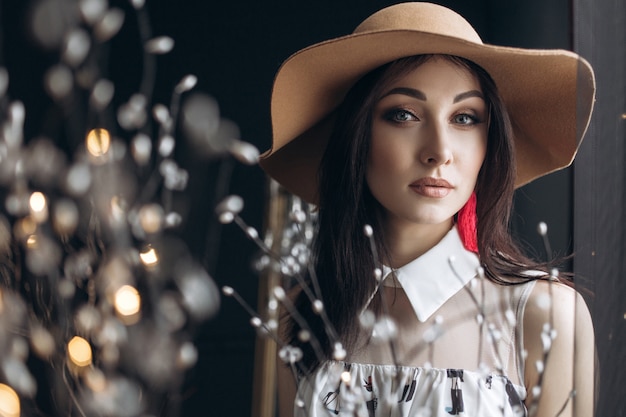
xmin=25 ymin=235 xmax=38 ymax=249
xmin=0 ymin=383 xmax=20 ymax=417
xmin=139 ymin=246 xmax=159 ymax=267
xmin=114 ymin=285 xmax=141 ymax=324
xmin=67 ymin=336 xmax=92 ymax=368
xmin=29 ymin=192 xmax=48 ymax=223
xmin=85 ymin=128 xmax=111 ymax=158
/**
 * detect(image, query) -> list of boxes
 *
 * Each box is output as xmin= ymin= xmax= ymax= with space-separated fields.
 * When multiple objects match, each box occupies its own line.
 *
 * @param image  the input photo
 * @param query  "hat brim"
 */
xmin=260 ymin=29 xmax=595 ymax=204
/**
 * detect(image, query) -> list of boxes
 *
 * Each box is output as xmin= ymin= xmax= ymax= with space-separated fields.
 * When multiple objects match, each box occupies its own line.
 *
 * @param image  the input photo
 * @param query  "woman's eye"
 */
xmin=385 ymin=109 xmax=416 ymax=123
xmin=453 ymin=113 xmax=478 ymax=125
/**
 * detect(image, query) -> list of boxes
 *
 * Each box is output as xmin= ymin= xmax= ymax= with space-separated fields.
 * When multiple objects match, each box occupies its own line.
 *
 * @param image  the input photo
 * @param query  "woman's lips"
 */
xmin=409 ymin=177 xmax=453 ymax=198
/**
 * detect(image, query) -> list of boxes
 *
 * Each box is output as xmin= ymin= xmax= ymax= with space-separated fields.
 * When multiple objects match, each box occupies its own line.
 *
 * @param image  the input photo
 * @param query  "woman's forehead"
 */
xmin=378 ymin=57 xmax=484 ymax=101
xmin=375 ymin=55 xmax=484 ymax=98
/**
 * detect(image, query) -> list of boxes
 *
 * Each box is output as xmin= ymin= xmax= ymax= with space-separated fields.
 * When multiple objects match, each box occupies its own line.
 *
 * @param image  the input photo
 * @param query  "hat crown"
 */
xmin=354 ymin=2 xmax=483 ymax=44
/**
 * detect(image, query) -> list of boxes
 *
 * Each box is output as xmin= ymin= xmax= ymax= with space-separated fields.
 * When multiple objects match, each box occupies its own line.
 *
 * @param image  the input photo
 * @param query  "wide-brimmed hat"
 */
xmin=259 ymin=2 xmax=596 ymax=204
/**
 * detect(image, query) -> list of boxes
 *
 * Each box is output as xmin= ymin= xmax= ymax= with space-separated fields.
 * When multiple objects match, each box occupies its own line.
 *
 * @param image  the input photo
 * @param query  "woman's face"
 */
xmin=367 ymin=57 xmax=488 ymax=232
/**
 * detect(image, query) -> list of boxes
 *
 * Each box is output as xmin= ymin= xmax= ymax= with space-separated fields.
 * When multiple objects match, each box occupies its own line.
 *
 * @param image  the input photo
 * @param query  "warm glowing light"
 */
xmin=85 ymin=128 xmax=111 ymax=157
xmin=67 ymin=336 xmax=92 ymax=367
xmin=114 ymin=285 xmax=141 ymax=317
xmin=29 ymin=192 xmax=48 ymax=222
xmin=0 ymin=383 xmax=20 ymax=417
xmin=139 ymin=247 xmax=159 ymax=266
xmin=29 ymin=192 xmax=46 ymax=213
xmin=26 ymin=234 xmax=38 ymax=248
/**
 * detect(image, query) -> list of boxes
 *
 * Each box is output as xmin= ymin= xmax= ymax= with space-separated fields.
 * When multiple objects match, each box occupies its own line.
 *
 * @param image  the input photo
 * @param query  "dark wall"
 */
xmin=486 ymin=0 xmax=574 ymax=263
xmin=573 ymin=0 xmax=626 ymax=416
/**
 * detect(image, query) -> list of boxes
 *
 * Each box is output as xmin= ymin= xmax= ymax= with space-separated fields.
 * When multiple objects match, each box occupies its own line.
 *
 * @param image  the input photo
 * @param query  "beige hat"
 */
xmin=260 ymin=2 xmax=596 ymax=203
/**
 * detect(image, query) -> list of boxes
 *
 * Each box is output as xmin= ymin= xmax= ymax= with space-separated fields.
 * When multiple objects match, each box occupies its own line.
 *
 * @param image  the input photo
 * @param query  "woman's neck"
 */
xmin=384 ymin=219 xmax=454 ymax=268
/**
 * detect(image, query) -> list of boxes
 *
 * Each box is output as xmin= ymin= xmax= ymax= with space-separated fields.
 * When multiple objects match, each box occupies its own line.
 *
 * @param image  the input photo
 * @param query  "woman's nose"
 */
xmin=418 ymin=124 xmax=453 ymax=166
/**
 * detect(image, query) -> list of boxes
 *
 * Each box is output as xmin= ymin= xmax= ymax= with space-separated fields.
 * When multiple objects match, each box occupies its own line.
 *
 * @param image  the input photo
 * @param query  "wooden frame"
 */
xmin=250 ymin=181 xmax=289 ymax=417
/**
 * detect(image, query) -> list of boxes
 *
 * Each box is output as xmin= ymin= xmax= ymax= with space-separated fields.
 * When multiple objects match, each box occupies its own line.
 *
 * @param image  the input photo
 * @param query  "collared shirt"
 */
xmin=365 ymin=225 xmax=480 ymax=322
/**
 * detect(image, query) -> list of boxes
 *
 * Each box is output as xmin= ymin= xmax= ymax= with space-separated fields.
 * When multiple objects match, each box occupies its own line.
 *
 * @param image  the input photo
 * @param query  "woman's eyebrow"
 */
xmin=380 ymin=87 xmax=485 ymax=103
xmin=380 ymin=87 xmax=426 ymax=101
xmin=453 ymin=90 xmax=485 ymax=103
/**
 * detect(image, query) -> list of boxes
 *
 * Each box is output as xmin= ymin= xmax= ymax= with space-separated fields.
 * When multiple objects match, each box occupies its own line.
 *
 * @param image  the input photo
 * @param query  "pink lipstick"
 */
xmin=409 ymin=177 xmax=453 ymax=198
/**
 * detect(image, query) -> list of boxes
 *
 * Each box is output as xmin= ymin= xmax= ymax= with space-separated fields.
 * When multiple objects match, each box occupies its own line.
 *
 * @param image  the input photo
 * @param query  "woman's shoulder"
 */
xmin=482 ymin=275 xmax=591 ymax=337
xmin=522 ymin=278 xmax=594 ymax=350
xmin=523 ymin=279 xmax=589 ymax=321
xmin=521 ymin=278 xmax=595 ymax=415
xmin=520 ymin=278 xmax=593 ymax=338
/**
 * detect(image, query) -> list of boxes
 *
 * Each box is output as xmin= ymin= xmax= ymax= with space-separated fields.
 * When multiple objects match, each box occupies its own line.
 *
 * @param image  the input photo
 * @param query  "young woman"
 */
xmin=260 ymin=3 xmax=596 ymax=417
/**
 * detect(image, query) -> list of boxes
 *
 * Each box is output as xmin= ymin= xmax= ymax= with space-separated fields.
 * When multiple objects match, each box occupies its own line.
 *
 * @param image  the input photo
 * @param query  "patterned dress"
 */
xmin=295 ymin=227 xmax=535 ymax=417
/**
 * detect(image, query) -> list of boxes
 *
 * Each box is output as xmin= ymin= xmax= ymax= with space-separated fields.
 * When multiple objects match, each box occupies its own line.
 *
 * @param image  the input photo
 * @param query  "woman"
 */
xmin=260 ymin=3 xmax=595 ymax=417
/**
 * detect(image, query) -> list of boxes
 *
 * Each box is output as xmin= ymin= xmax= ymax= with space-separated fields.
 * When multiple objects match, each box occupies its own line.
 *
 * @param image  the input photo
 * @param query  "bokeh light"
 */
xmin=139 ymin=247 xmax=159 ymax=267
xmin=67 ymin=336 xmax=92 ymax=368
xmin=86 ymin=128 xmax=111 ymax=158
xmin=29 ymin=192 xmax=48 ymax=222
xmin=0 ymin=383 xmax=20 ymax=417
xmin=114 ymin=285 xmax=141 ymax=324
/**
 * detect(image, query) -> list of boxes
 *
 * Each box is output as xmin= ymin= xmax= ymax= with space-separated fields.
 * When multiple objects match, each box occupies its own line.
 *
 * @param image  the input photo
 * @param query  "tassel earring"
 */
xmin=457 ymin=192 xmax=478 ymax=253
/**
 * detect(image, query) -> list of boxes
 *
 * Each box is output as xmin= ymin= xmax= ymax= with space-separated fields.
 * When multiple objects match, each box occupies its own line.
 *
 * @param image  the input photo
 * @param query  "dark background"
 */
xmin=1 ymin=0 xmax=623 ymax=416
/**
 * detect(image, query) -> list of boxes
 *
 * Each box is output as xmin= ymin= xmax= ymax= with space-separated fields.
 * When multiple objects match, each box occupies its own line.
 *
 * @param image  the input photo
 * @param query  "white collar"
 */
xmin=369 ymin=226 xmax=480 ymax=322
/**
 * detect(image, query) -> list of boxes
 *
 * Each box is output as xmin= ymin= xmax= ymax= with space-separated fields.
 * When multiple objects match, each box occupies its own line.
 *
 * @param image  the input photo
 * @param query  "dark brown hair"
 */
xmin=287 ymin=55 xmax=550 ymax=372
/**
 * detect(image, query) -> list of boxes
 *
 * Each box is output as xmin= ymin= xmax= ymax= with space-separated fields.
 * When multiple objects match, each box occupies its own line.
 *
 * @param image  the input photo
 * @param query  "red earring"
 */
xmin=457 ymin=192 xmax=478 ymax=253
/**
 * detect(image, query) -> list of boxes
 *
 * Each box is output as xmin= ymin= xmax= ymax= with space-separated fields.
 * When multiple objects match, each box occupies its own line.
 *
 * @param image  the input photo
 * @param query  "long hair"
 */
xmin=287 ymin=54 xmax=550 ymax=372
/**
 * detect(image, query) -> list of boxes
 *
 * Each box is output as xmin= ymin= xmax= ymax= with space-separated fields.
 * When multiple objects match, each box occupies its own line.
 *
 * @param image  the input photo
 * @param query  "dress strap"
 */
xmin=513 ymin=280 xmax=537 ymax=388
xmin=489 ymin=280 xmax=536 ymax=388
